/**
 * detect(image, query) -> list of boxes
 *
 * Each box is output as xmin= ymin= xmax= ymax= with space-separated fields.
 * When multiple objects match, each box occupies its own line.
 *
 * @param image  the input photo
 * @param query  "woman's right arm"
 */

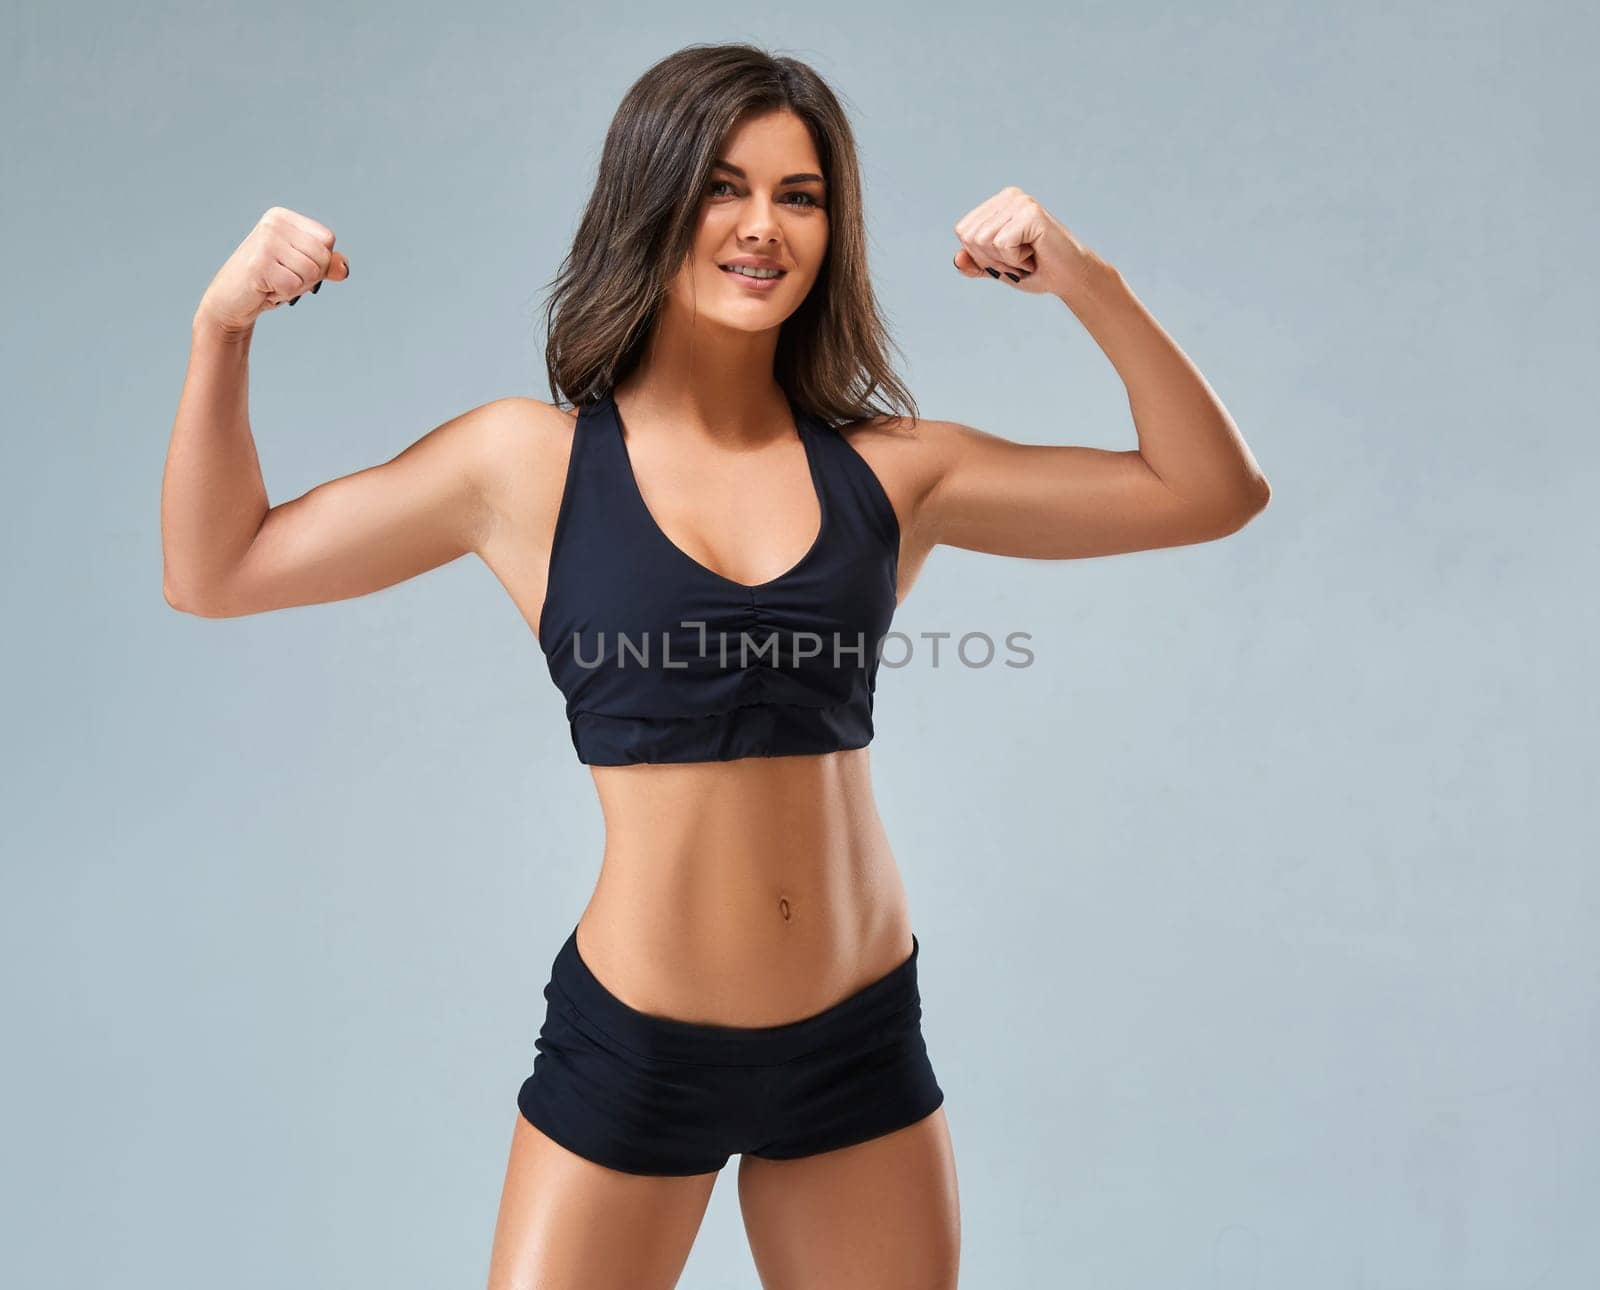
xmin=161 ymin=207 xmax=509 ymax=619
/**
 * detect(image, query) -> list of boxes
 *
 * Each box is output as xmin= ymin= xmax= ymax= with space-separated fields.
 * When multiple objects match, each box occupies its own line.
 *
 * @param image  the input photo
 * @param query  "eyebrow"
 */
xmin=712 ymin=159 xmax=826 ymax=186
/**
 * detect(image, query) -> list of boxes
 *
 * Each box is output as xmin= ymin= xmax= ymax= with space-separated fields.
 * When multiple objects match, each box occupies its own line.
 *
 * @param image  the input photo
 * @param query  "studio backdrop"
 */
xmin=2 ymin=3 xmax=1593 ymax=1287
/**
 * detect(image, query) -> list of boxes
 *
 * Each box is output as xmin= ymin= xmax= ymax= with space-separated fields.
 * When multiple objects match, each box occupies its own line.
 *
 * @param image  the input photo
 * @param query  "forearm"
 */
xmin=1058 ymin=259 xmax=1269 ymax=513
xmin=160 ymin=314 xmax=270 ymax=607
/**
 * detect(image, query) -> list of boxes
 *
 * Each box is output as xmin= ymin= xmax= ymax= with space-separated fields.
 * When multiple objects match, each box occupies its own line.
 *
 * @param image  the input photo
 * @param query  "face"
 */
xmin=667 ymin=109 xmax=829 ymax=329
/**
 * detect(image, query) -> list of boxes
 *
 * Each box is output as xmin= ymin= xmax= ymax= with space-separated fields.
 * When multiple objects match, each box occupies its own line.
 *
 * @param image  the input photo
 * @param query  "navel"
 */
xmin=778 ymin=895 xmax=792 ymax=922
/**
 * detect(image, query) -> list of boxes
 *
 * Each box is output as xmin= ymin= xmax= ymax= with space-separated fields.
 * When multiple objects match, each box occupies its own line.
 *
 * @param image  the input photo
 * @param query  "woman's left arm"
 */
xmin=927 ymin=187 xmax=1271 ymax=560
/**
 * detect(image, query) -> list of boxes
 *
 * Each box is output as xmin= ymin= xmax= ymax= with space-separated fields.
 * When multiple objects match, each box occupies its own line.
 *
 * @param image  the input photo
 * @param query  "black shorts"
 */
xmin=516 ymin=925 xmax=946 ymax=1176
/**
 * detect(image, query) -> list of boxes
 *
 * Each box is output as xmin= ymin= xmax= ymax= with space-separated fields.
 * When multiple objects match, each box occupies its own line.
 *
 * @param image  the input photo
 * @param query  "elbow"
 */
xmin=163 ymin=571 xmax=223 ymax=617
xmin=162 ymin=571 xmax=189 ymax=613
xmin=1195 ymin=475 xmax=1270 ymax=540
xmin=1226 ymin=473 xmax=1271 ymax=528
xmin=163 ymin=579 xmax=202 ymax=616
xmin=1241 ymin=473 xmax=1271 ymax=517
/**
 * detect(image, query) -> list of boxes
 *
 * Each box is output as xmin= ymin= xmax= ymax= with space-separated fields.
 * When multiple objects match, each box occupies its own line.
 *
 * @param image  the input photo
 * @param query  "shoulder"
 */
xmin=834 ymin=409 xmax=970 ymax=452
xmin=825 ymin=414 xmax=969 ymax=548
xmin=450 ymin=397 xmax=582 ymax=531
xmin=833 ymin=410 xmax=967 ymax=495
xmin=467 ymin=395 xmax=578 ymax=451
xmin=459 ymin=396 xmax=579 ymax=480
xmin=834 ymin=410 xmax=921 ymax=443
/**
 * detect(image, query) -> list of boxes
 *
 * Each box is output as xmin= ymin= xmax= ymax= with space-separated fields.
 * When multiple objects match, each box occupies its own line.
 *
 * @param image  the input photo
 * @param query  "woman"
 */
xmin=160 ymin=42 xmax=1268 ymax=1290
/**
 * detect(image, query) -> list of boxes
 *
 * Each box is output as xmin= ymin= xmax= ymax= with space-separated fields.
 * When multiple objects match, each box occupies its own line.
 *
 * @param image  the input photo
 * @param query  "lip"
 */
xmin=718 ymin=263 xmax=787 ymax=292
xmin=719 ymin=256 xmax=787 ymax=272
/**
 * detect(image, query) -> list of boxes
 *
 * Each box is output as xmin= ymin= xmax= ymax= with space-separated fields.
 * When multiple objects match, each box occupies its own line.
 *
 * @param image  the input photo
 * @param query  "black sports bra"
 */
xmin=537 ymin=390 xmax=900 ymax=765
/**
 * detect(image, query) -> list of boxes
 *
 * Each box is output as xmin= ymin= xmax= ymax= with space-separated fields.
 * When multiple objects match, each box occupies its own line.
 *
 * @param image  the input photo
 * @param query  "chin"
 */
xmin=711 ymin=310 xmax=788 ymax=334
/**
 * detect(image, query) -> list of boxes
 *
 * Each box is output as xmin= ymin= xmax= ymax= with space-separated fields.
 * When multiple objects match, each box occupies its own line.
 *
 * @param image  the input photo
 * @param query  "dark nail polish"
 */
xmin=1004 ymin=272 xmax=1020 ymax=282
xmin=984 ymin=267 xmax=1000 ymax=278
xmin=288 ymin=295 xmax=299 ymax=306
xmin=312 ymin=281 xmax=322 ymax=294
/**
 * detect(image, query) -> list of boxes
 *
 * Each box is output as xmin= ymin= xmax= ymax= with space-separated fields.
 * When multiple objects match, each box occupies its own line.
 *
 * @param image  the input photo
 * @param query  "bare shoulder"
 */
xmin=835 ymin=408 xmax=964 ymax=459
xmin=833 ymin=411 xmax=964 ymax=596
xmin=437 ymin=396 xmax=575 ymax=563
xmin=834 ymin=409 xmax=925 ymax=446
xmin=469 ymin=395 xmax=577 ymax=464
xmin=466 ymin=394 xmax=576 ymax=495
xmin=834 ymin=410 xmax=961 ymax=512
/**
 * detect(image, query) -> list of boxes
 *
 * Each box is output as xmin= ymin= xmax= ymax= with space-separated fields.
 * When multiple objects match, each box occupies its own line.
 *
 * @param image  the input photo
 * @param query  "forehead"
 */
xmin=716 ymin=110 xmax=823 ymax=178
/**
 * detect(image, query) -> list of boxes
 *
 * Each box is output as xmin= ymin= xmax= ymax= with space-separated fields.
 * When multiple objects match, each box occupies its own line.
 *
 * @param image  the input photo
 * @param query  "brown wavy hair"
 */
xmin=540 ymin=42 xmax=918 ymax=430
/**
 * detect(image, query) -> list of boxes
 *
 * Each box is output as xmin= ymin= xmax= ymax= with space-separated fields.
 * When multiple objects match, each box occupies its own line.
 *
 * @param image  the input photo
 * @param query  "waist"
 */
xmin=571 ymin=897 xmax=916 ymax=1027
xmin=576 ymin=749 xmax=912 ymax=1023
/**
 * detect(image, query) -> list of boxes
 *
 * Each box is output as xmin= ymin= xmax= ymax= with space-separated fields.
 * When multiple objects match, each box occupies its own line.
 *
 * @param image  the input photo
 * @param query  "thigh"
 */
xmin=486 ymin=1113 xmax=719 ymax=1290
xmin=736 ymin=1105 xmax=960 ymax=1290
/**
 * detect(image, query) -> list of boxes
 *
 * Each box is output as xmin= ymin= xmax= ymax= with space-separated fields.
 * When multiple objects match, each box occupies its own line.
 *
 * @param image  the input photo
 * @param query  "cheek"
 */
xmin=801 ymin=219 xmax=829 ymax=263
xmin=694 ymin=209 xmax=736 ymax=253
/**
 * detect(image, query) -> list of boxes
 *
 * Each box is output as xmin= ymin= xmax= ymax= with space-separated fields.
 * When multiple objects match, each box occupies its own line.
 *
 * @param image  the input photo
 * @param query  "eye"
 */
xmin=705 ymin=181 xmax=823 ymax=209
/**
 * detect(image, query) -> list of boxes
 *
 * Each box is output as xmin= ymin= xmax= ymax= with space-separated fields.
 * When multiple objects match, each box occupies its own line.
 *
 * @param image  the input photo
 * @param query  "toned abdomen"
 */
xmin=574 ymin=747 xmax=914 ymax=1026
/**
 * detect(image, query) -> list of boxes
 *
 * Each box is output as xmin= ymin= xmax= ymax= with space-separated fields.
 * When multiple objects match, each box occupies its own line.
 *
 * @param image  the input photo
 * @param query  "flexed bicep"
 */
xmin=180 ymin=398 xmax=520 ymax=618
xmin=920 ymin=418 xmax=1255 ymax=561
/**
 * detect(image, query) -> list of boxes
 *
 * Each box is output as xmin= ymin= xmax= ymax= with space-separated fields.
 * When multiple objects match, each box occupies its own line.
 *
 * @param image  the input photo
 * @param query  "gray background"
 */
xmin=3 ymin=2 xmax=1594 ymax=1286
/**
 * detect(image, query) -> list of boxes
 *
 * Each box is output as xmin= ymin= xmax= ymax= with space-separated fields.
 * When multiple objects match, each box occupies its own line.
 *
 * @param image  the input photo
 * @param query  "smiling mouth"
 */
xmin=719 ymin=264 xmax=787 ymax=279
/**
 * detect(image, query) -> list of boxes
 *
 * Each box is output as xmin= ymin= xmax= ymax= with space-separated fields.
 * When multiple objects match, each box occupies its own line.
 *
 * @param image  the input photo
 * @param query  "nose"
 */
xmin=737 ymin=194 xmax=782 ymax=242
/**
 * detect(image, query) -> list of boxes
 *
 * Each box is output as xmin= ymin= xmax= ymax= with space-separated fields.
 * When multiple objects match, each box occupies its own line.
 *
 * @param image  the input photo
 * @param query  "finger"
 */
xmin=953 ymin=206 xmax=1004 ymax=276
xmin=962 ymin=243 xmax=1016 ymax=280
xmin=270 ymin=253 xmax=316 ymax=306
xmin=287 ymin=259 xmax=344 ymax=306
xmin=280 ymin=229 xmax=332 ymax=283
xmin=957 ymin=227 xmax=1027 ymax=280
xmin=276 ymin=240 xmax=344 ymax=307
xmin=954 ymin=246 xmax=1006 ymax=279
xmin=287 ymin=226 xmax=354 ymax=284
xmin=262 ymin=259 xmax=307 ymax=305
xmin=311 ymin=250 xmax=351 ymax=281
xmin=973 ymin=215 xmax=1035 ymax=277
xmin=993 ymin=236 xmax=1036 ymax=278
xmin=992 ymin=244 xmax=1030 ymax=280
xmin=277 ymin=241 xmax=322 ymax=286
xmin=955 ymin=238 xmax=1010 ymax=279
xmin=981 ymin=252 xmax=1033 ymax=282
xmin=280 ymin=209 xmax=338 ymax=252
xmin=956 ymin=202 xmax=1027 ymax=276
xmin=952 ymin=191 xmax=1007 ymax=242
xmin=951 ymin=247 xmax=988 ymax=278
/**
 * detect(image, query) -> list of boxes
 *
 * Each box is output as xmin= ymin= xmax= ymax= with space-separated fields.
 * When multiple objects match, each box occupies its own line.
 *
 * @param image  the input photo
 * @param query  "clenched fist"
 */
xmin=194 ymin=206 xmax=351 ymax=336
xmin=950 ymin=186 xmax=1103 ymax=299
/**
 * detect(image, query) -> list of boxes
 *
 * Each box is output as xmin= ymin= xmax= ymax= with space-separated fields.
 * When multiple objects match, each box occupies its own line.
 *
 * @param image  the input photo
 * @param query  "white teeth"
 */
xmin=722 ymin=264 xmax=783 ymax=279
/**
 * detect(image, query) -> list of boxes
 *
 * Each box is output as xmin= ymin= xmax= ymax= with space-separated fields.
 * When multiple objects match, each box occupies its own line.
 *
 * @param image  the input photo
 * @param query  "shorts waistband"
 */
xmin=546 ymin=924 xmax=923 ymax=1066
